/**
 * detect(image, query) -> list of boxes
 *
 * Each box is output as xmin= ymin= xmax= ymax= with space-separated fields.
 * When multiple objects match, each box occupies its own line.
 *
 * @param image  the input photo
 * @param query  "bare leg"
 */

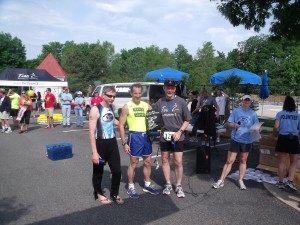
xmin=277 ymin=153 xmax=287 ymax=182
xmin=220 ymin=151 xmax=238 ymax=181
xmin=128 ymin=157 xmax=139 ymax=184
xmin=173 ymin=152 xmax=183 ymax=186
xmin=161 ymin=151 xmax=171 ymax=184
xmin=143 ymin=156 xmax=151 ymax=182
xmin=239 ymin=152 xmax=249 ymax=180
xmin=288 ymin=154 xmax=298 ymax=181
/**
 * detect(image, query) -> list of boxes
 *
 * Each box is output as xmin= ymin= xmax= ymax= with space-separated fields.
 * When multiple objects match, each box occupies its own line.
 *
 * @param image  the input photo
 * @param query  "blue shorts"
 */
xmin=127 ymin=132 xmax=152 ymax=157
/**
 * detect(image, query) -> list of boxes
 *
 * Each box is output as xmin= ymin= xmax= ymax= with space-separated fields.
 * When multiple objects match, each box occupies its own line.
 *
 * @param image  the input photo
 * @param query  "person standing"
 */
xmin=44 ymin=88 xmax=56 ymax=129
xmin=119 ymin=83 xmax=159 ymax=199
xmin=212 ymin=95 xmax=259 ymax=190
xmin=215 ymin=88 xmax=228 ymax=142
xmin=36 ymin=91 xmax=42 ymax=113
xmin=8 ymin=88 xmax=20 ymax=130
xmin=74 ymin=91 xmax=84 ymax=127
xmin=0 ymin=89 xmax=12 ymax=133
xmin=89 ymin=86 xmax=124 ymax=205
xmin=61 ymin=87 xmax=73 ymax=127
xmin=273 ymin=96 xmax=300 ymax=191
xmin=153 ymin=79 xmax=191 ymax=198
xmin=91 ymin=91 xmax=103 ymax=106
xmin=18 ymin=91 xmax=32 ymax=133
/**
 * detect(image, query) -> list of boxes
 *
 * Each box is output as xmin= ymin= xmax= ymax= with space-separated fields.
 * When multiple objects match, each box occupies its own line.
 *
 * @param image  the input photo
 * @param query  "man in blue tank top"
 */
xmin=89 ymin=86 xmax=124 ymax=205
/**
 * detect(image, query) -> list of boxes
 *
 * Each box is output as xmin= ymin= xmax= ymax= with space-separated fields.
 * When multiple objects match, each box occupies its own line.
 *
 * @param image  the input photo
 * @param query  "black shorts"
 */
xmin=20 ymin=111 xmax=31 ymax=125
xmin=275 ymin=134 xmax=300 ymax=154
xmin=230 ymin=140 xmax=252 ymax=153
xmin=10 ymin=109 xmax=19 ymax=117
xmin=160 ymin=140 xmax=184 ymax=152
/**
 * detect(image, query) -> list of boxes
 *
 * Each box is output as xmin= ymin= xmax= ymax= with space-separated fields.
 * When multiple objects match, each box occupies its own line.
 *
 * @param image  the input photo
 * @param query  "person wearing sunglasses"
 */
xmin=91 ymin=91 xmax=103 ymax=106
xmin=17 ymin=91 xmax=32 ymax=133
xmin=89 ymin=86 xmax=123 ymax=205
xmin=212 ymin=94 xmax=259 ymax=190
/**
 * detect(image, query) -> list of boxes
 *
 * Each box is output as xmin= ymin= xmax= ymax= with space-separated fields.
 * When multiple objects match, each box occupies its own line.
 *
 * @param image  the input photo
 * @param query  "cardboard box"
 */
xmin=259 ymin=145 xmax=279 ymax=168
xmin=260 ymin=135 xmax=277 ymax=147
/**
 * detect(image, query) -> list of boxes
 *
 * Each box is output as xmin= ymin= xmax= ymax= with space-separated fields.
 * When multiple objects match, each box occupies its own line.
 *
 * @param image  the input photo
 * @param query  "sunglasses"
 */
xmin=105 ymin=93 xmax=116 ymax=99
xmin=22 ymin=92 xmax=26 ymax=94
xmin=243 ymin=98 xmax=251 ymax=101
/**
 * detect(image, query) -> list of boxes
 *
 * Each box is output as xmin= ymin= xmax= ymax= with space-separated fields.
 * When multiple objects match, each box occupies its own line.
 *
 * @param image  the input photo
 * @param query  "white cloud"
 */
xmin=0 ymin=0 xmax=270 ymax=59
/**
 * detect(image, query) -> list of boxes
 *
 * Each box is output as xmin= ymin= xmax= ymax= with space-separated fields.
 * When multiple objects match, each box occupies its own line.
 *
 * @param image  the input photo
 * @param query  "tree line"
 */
xmin=1 ymin=31 xmax=300 ymax=96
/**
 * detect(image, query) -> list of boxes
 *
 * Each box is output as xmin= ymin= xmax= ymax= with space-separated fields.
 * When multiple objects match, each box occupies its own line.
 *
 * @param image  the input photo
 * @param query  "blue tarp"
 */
xmin=144 ymin=67 xmax=189 ymax=82
xmin=210 ymin=68 xmax=262 ymax=85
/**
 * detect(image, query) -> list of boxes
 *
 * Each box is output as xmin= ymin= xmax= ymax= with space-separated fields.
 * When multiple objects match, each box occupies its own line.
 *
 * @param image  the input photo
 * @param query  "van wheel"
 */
xmin=85 ymin=106 xmax=91 ymax=120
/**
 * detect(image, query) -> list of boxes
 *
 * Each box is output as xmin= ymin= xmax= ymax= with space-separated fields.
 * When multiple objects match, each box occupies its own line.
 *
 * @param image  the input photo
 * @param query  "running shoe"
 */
xmin=212 ymin=179 xmax=224 ymax=189
xmin=276 ymin=181 xmax=285 ymax=189
xmin=162 ymin=184 xmax=172 ymax=195
xmin=238 ymin=179 xmax=247 ymax=190
xmin=143 ymin=185 xmax=159 ymax=195
xmin=285 ymin=180 xmax=298 ymax=191
xmin=127 ymin=187 xmax=139 ymax=199
xmin=175 ymin=185 xmax=185 ymax=198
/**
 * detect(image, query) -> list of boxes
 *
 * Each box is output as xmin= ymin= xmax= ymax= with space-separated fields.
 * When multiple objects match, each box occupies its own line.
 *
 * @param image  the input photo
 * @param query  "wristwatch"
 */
xmin=122 ymin=142 xmax=127 ymax=146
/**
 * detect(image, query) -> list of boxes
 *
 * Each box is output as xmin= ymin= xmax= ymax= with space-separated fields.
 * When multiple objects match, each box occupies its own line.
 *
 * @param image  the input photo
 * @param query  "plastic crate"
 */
xmin=46 ymin=143 xmax=73 ymax=161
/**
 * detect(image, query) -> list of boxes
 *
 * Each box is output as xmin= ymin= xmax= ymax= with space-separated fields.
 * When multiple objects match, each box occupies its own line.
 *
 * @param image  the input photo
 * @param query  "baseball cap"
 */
xmin=64 ymin=87 xmax=69 ymax=91
xmin=241 ymin=95 xmax=252 ymax=101
xmin=77 ymin=91 xmax=82 ymax=95
xmin=164 ymin=79 xmax=176 ymax=87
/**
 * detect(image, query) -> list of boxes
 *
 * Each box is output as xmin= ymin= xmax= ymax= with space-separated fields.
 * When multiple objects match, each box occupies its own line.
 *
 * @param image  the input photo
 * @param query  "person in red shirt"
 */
xmin=91 ymin=91 xmax=103 ymax=106
xmin=44 ymin=88 xmax=56 ymax=128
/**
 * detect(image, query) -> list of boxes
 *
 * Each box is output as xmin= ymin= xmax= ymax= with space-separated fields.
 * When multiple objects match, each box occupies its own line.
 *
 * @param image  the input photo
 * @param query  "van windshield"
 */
xmin=115 ymin=85 xmax=148 ymax=98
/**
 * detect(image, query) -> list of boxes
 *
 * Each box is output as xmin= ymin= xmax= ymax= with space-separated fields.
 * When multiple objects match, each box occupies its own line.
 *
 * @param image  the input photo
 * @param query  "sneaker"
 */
xmin=5 ymin=128 xmax=12 ymax=133
xmin=162 ymin=184 xmax=172 ymax=195
xmin=238 ymin=180 xmax=247 ymax=190
xmin=143 ymin=185 xmax=159 ymax=195
xmin=127 ymin=187 xmax=139 ymax=199
xmin=285 ymin=180 xmax=298 ymax=191
xmin=175 ymin=185 xmax=185 ymax=198
xmin=216 ymin=137 xmax=220 ymax=143
xmin=1 ymin=128 xmax=7 ymax=133
xmin=276 ymin=181 xmax=285 ymax=189
xmin=212 ymin=179 xmax=224 ymax=189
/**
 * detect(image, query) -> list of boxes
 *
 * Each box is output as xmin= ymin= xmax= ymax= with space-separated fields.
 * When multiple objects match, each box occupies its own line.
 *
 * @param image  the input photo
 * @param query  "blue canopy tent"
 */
xmin=144 ymin=67 xmax=190 ymax=82
xmin=210 ymin=68 xmax=262 ymax=85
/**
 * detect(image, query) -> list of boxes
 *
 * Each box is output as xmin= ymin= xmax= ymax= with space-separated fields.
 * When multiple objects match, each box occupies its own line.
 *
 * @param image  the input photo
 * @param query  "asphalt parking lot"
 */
xmin=0 ymin=113 xmax=299 ymax=225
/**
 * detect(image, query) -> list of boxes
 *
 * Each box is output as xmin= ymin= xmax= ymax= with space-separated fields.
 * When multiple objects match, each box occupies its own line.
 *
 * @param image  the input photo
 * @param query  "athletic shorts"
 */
xmin=45 ymin=108 xmax=54 ymax=117
xmin=229 ymin=140 xmax=252 ymax=153
xmin=0 ymin=111 xmax=10 ymax=120
xmin=160 ymin=140 xmax=184 ymax=152
xmin=127 ymin=132 xmax=152 ymax=157
xmin=275 ymin=134 xmax=300 ymax=154
xmin=10 ymin=109 xmax=19 ymax=117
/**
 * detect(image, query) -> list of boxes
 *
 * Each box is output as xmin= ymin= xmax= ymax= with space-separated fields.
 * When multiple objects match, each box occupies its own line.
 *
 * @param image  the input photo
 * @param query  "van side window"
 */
xmin=115 ymin=86 xmax=131 ymax=98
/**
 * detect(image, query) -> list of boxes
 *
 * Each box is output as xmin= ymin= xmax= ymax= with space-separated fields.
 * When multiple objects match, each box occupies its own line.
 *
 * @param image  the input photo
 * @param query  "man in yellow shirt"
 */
xmin=119 ymin=83 xmax=159 ymax=199
xmin=8 ymin=89 xmax=20 ymax=129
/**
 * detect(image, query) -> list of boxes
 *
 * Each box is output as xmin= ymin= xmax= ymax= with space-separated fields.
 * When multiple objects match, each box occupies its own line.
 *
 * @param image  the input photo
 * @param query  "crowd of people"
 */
xmin=0 ymin=87 xmax=102 ymax=133
xmin=1 ymin=80 xmax=299 ymax=206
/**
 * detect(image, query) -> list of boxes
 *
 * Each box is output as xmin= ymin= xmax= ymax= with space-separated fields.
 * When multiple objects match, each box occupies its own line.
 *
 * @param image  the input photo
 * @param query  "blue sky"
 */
xmin=0 ymin=0 xmax=270 ymax=59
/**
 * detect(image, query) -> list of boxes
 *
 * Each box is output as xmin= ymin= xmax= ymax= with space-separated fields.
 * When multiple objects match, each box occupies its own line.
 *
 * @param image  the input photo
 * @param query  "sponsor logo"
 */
xmin=18 ymin=73 xmax=38 ymax=80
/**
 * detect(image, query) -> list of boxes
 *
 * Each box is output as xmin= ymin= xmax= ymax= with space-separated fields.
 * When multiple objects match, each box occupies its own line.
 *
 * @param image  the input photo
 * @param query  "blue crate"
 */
xmin=46 ymin=143 xmax=73 ymax=161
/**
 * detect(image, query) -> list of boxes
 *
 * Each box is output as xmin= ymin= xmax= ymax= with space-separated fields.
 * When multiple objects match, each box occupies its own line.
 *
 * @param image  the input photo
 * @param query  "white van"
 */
xmin=85 ymin=82 xmax=165 ymax=119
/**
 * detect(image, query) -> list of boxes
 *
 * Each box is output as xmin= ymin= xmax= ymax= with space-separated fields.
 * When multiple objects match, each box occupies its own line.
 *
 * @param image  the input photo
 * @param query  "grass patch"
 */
xmin=259 ymin=118 xmax=275 ymax=128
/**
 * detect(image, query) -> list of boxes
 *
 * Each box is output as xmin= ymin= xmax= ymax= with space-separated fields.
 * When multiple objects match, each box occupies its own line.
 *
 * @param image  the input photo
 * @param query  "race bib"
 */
xmin=163 ymin=131 xmax=175 ymax=141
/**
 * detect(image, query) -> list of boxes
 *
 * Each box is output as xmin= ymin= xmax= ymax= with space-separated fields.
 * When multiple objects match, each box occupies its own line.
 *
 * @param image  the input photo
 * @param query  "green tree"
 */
xmin=40 ymin=41 xmax=64 ymax=64
xmin=188 ymin=42 xmax=216 ymax=91
xmin=213 ymin=0 xmax=300 ymax=40
xmin=174 ymin=44 xmax=193 ymax=73
xmin=0 ymin=32 xmax=26 ymax=71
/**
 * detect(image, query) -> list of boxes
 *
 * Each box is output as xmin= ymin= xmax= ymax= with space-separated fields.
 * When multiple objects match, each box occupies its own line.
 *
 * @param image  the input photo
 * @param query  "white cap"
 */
xmin=77 ymin=91 xmax=82 ymax=95
xmin=241 ymin=95 xmax=252 ymax=101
